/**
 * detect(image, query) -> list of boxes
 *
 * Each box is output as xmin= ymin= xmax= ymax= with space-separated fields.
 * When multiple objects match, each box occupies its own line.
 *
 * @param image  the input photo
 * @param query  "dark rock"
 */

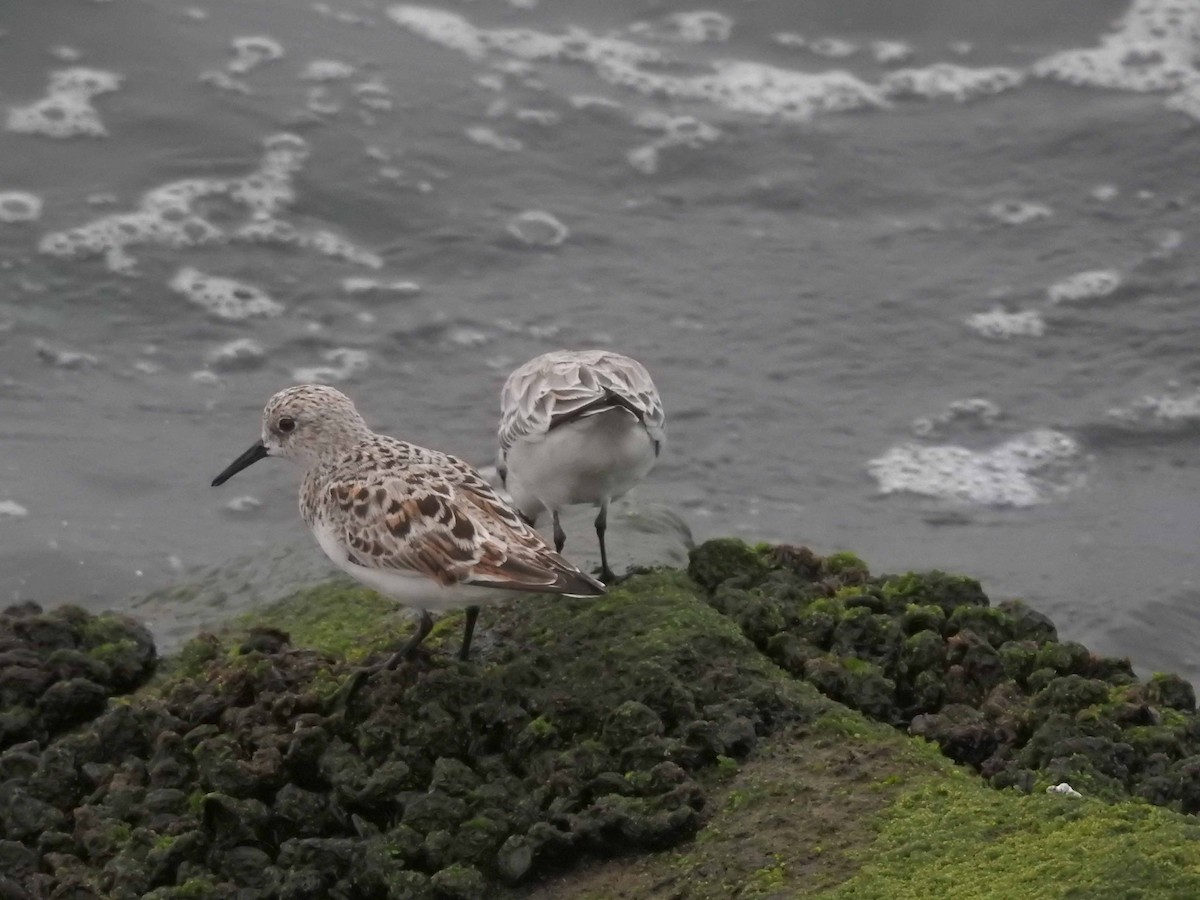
xmin=804 ymin=656 xmax=899 ymax=724
xmin=46 ymin=649 xmax=111 ymax=685
xmin=945 ymin=606 xmax=1014 ymax=648
xmin=194 ymin=736 xmax=258 ymax=797
xmin=1143 ymin=673 xmax=1197 ymax=712
xmin=1034 ymin=641 xmax=1091 ymax=678
xmin=451 ymin=815 xmax=507 ymax=867
xmin=910 ymin=704 xmax=1001 ymax=768
xmin=36 ymin=679 xmax=109 ymax=732
xmin=765 ymin=633 xmax=822 ymax=676
xmin=402 ymin=791 xmax=468 ymax=835
xmin=1031 ymin=676 xmax=1111 ymax=720
xmin=996 ymin=599 xmax=1057 ymax=643
xmin=831 ymin=607 xmax=903 ymax=670
xmin=202 ymin=794 xmax=271 ymax=848
xmin=430 ymin=863 xmax=486 ymax=900
xmin=877 ymin=571 xmax=988 ymax=615
xmin=900 ymin=604 xmax=946 ymax=636
xmin=272 ymin=784 xmax=333 ymax=838
xmin=0 ymin=782 xmax=67 ymax=840
xmin=602 ymin=702 xmax=664 ymax=748
xmin=496 ymin=833 xmax=534 ymax=884
xmin=215 ymin=844 xmax=275 ymax=890
xmin=997 ymin=640 xmax=1039 ymax=686
xmin=1 ymin=664 xmax=53 ymax=707
xmin=430 ymin=757 xmax=479 ymax=797
xmin=687 ymin=539 xmax=770 ymax=591
xmin=238 ymin=627 xmax=290 ymax=656
xmin=422 ymin=829 xmax=454 ymax=871
xmin=768 ymin=544 xmax=822 ymax=579
xmin=899 ymin=630 xmax=944 ymax=679
xmin=0 ymin=840 xmax=37 ymax=880
xmin=0 ymin=750 xmax=39 ymax=782
xmin=794 ymin=601 xmax=838 ymax=649
xmin=276 ymin=837 xmax=356 ymax=874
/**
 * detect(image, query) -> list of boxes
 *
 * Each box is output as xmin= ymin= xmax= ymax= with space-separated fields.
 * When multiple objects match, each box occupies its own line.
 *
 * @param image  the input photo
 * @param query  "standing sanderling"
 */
xmin=211 ymin=384 xmax=605 ymax=666
xmin=498 ymin=350 xmax=665 ymax=583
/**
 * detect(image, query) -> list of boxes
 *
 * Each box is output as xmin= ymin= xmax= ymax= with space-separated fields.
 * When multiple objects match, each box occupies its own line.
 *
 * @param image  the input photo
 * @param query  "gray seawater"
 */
xmin=3 ymin=0 xmax=1200 ymax=678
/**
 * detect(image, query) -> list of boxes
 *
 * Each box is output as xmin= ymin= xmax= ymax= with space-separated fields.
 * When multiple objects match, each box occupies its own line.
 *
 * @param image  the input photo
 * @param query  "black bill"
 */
xmin=211 ymin=440 xmax=269 ymax=486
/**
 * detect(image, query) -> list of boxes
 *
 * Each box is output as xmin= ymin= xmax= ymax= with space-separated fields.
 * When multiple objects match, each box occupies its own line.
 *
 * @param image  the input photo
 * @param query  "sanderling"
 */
xmin=211 ymin=384 xmax=605 ymax=665
xmin=498 ymin=350 xmax=665 ymax=582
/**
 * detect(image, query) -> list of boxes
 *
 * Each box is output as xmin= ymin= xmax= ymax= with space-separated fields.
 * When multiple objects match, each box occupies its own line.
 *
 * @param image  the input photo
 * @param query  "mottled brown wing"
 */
xmin=324 ymin=461 xmax=604 ymax=595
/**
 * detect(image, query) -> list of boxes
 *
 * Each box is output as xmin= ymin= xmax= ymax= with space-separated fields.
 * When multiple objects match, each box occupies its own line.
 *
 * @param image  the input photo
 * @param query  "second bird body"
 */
xmin=498 ymin=349 xmax=665 ymax=582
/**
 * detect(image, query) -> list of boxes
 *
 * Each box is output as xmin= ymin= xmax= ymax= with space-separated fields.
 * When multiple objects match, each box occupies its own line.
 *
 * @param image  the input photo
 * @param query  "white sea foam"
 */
xmin=1046 ymin=269 xmax=1122 ymax=304
xmin=807 ymin=37 xmax=858 ymax=59
xmin=169 ymin=268 xmax=284 ymax=320
xmin=1106 ymin=387 xmax=1200 ymax=432
xmin=354 ymin=81 xmax=394 ymax=110
xmin=772 ymin=33 xmax=807 ymax=50
xmin=507 ymin=210 xmax=568 ymax=247
xmin=50 ymin=46 xmax=83 ymax=62
xmin=35 ymin=340 xmax=98 ymax=368
xmin=965 ymin=308 xmax=1046 ymax=340
xmin=0 ymin=501 xmax=28 ymax=518
xmin=390 ymin=6 xmax=1051 ymax=122
xmin=301 ymin=59 xmax=356 ymax=80
xmin=871 ymin=40 xmax=914 ymax=66
xmin=199 ymin=70 xmax=252 ymax=94
xmin=987 ymin=200 xmax=1053 ymax=225
xmin=628 ymin=111 xmax=720 ymax=174
xmin=465 ymin=125 xmax=523 ymax=152
xmin=629 ymin=11 xmax=733 ymax=44
xmin=341 ymin=277 xmax=421 ymax=296
xmin=883 ymin=64 xmax=1025 ymax=102
xmin=293 ymin=348 xmax=369 ymax=382
xmin=206 ymin=338 xmax=265 ymax=370
xmin=1033 ymin=0 xmax=1200 ymax=118
xmin=911 ymin=399 xmax=1003 ymax=438
xmin=0 ymin=191 xmax=43 ymax=223
xmin=7 ymin=68 xmax=122 ymax=138
xmin=868 ymin=429 xmax=1085 ymax=508
xmin=228 ymin=36 xmax=284 ymax=74
xmin=39 ymin=133 xmax=378 ymax=273
xmin=389 ymin=6 xmax=888 ymax=120
xmin=444 ymin=327 xmax=490 ymax=347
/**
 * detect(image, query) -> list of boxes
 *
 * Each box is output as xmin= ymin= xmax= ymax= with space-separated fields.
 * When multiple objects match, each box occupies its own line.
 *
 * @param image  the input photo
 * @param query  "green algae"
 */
xmin=240 ymin=579 xmax=402 ymax=661
xmin=823 ymin=776 xmax=1200 ymax=900
xmin=15 ymin=536 xmax=1200 ymax=900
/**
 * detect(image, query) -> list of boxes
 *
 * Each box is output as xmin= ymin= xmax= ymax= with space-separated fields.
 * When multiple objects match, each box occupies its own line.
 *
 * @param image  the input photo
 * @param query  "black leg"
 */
xmin=552 ymin=509 xmax=566 ymax=554
xmin=381 ymin=608 xmax=434 ymax=670
xmin=595 ymin=500 xmax=616 ymax=584
xmin=459 ymin=606 xmax=480 ymax=661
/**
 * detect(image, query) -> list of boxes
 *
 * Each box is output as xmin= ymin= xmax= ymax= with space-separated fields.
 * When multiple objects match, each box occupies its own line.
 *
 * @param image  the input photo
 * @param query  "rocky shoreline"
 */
xmin=2 ymin=539 xmax=1200 ymax=898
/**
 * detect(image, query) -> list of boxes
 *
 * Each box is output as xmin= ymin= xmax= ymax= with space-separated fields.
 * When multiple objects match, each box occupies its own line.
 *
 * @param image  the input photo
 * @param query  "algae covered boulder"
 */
xmin=0 ymin=570 xmax=827 ymax=898
xmin=686 ymin=537 xmax=1200 ymax=813
xmin=0 ymin=602 xmax=155 ymax=750
xmin=7 ymin=536 xmax=1200 ymax=899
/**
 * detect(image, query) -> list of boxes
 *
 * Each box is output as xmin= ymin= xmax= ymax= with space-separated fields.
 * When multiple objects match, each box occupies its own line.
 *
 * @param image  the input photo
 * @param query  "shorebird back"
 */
xmin=497 ymin=350 xmax=665 ymax=582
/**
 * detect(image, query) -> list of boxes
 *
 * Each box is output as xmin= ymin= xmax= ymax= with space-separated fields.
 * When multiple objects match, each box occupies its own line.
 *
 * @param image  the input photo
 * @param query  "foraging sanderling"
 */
xmin=211 ymin=384 xmax=605 ymax=665
xmin=498 ymin=350 xmax=665 ymax=583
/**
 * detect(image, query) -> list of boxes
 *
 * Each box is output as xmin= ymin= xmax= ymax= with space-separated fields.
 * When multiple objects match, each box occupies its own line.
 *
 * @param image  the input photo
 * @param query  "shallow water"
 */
xmin=3 ymin=0 xmax=1200 ymax=679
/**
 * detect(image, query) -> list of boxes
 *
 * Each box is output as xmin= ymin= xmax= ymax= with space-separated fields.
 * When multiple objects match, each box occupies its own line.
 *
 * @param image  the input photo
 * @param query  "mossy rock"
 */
xmin=687 ymin=539 xmax=772 ymax=592
xmin=11 ymin=540 xmax=1200 ymax=900
xmin=879 ymin=571 xmax=989 ymax=615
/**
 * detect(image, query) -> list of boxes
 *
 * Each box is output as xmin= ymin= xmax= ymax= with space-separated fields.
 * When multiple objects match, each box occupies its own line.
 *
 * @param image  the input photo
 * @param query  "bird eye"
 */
xmin=278 ymin=417 xmax=296 ymax=433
